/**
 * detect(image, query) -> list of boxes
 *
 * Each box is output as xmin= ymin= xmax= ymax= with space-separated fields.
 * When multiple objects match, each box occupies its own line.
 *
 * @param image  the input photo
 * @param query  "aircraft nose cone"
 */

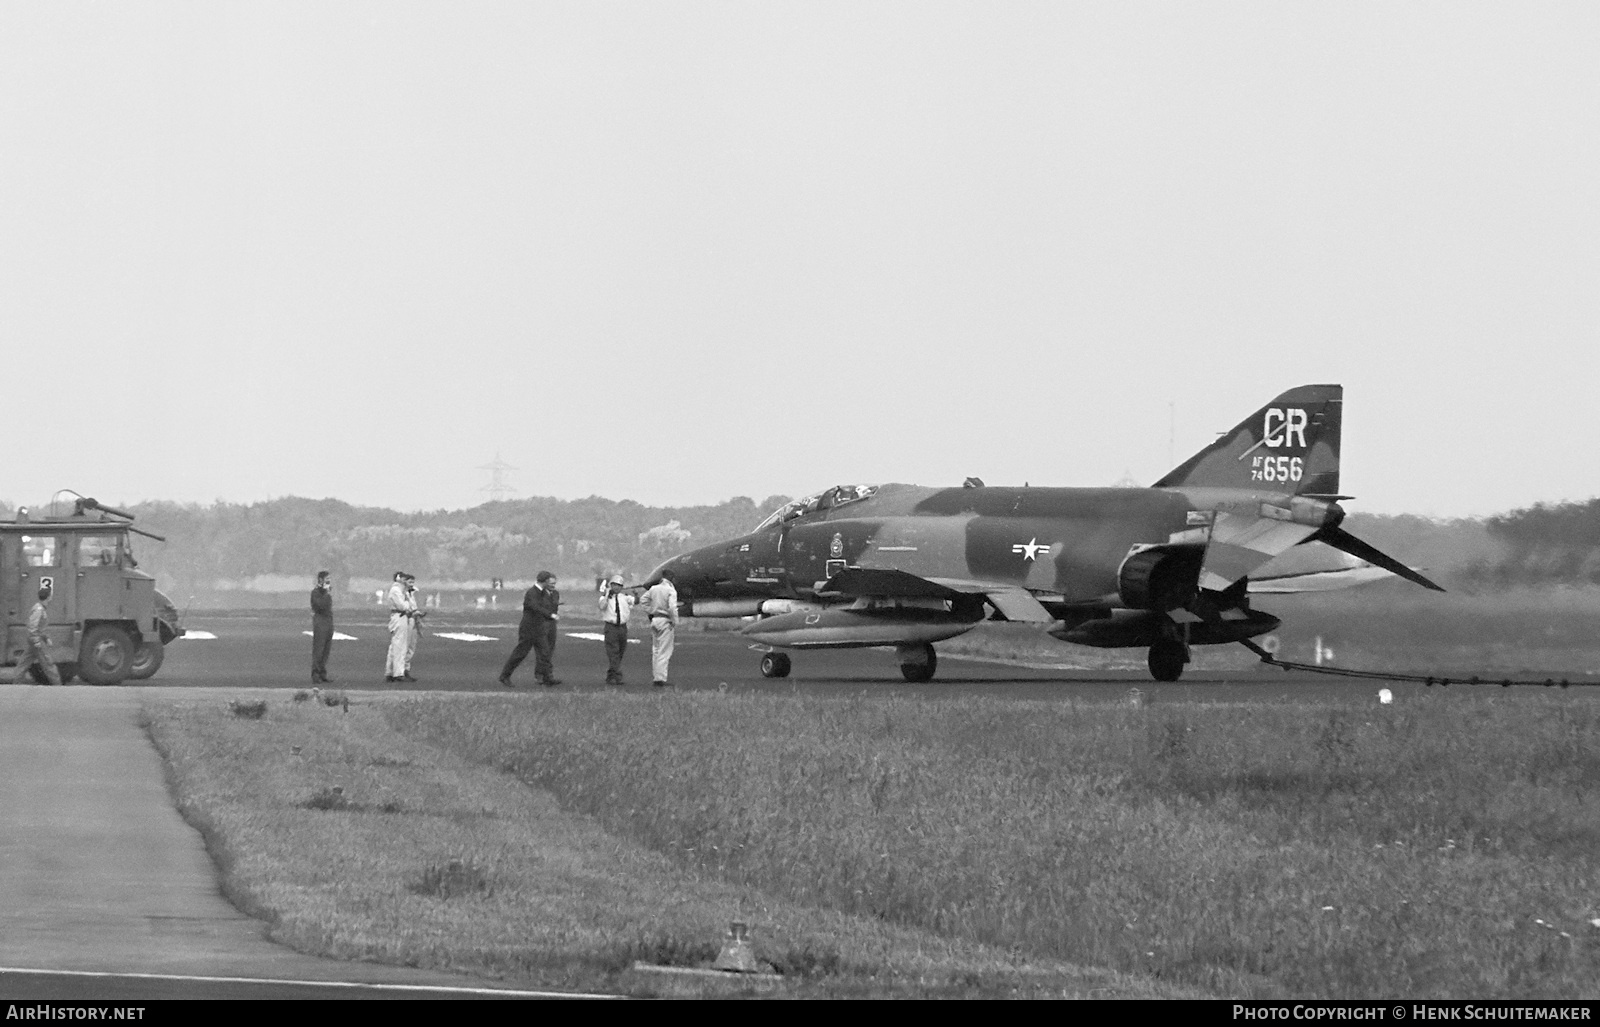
xmin=648 ymin=549 xmax=699 ymax=582
xmin=648 ymin=543 xmax=721 ymax=594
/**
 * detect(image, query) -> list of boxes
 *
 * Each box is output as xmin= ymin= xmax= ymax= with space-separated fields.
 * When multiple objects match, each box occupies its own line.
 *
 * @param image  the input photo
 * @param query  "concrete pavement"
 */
xmin=0 ymin=685 xmax=535 ymax=993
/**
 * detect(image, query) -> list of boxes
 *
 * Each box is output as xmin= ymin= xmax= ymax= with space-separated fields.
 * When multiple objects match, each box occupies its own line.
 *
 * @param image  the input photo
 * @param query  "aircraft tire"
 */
xmin=899 ymin=644 xmax=937 ymax=683
xmin=759 ymin=652 xmax=791 ymax=678
xmin=1148 ymin=640 xmax=1186 ymax=682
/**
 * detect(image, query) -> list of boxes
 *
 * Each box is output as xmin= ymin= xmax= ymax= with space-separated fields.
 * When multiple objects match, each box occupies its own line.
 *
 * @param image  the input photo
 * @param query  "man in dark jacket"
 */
xmin=310 ymin=570 xmax=334 ymax=683
xmin=499 ymin=571 xmax=561 ymax=687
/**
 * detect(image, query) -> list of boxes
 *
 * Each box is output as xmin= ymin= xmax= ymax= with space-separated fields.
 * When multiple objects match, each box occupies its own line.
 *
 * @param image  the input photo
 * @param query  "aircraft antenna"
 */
xmin=478 ymin=452 xmax=518 ymax=501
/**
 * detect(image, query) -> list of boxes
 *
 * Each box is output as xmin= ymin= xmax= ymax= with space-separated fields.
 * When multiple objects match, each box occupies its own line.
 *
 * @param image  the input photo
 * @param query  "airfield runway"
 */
xmin=140 ymin=609 xmax=1598 ymax=704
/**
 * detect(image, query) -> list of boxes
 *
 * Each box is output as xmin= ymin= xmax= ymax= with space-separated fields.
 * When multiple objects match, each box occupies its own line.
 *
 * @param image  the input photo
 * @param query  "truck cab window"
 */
xmin=79 ymin=536 xmax=121 ymax=567
xmin=21 ymin=536 xmax=57 ymax=567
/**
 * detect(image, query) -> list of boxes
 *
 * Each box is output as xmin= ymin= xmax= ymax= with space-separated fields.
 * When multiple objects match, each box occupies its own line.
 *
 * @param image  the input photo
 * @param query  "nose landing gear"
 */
xmin=897 ymin=643 xmax=937 ymax=683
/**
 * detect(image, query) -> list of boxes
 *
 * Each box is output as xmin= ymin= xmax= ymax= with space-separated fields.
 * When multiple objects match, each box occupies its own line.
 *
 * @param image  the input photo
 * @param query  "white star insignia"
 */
xmin=1011 ymin=537 xmax=1049 ymax=561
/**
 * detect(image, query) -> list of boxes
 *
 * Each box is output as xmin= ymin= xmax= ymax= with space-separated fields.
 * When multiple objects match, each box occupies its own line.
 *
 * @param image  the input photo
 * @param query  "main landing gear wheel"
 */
xmin=759 ymin=652 xmax=792 ymax=678
xmin=899 ymin=643 xmax=937 ymax=683
xmin=1147 ymin=639 xmax=1188 ymax=682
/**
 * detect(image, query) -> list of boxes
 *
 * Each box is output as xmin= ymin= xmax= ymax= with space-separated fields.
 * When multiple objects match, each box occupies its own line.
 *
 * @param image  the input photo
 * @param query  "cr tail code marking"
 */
xmin=1238 ymin=407 xmax=1309 ymax=460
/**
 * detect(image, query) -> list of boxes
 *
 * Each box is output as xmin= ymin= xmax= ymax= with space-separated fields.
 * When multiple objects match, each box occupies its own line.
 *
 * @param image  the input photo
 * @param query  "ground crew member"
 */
xmin=384 ymin=571 xmax=412 ymax=682
xmin=310 ymin=570 xmax=334 ymax=683
xmin=639 ymin=569 xmax=679 ymax=688
xmin=402 ymin=573 xmax=424 ymax=681
xmin=598 ymin=573 xmax=637 ymax=686
xmin=17 ymin=583 xmax=63 ymax=687
xmin=499 ymin=571 xmax=561 ymax=687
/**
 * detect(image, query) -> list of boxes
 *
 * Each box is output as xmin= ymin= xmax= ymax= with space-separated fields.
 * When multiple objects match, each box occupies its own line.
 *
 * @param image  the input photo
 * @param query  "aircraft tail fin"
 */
xmin=1154 ymin=384 xmax=1342 ymax=495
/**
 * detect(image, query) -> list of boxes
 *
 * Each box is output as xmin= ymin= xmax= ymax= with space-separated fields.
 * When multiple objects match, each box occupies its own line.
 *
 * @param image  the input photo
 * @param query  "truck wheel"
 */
xmin=79 ymin=626 xmax=135 ymax=685
xmin=129 ymin=639 xmax=165 ymax=680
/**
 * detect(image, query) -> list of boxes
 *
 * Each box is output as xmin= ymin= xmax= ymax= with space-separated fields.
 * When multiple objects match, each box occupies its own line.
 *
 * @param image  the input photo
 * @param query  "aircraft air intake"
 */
xmin=1118 ymin=545 xmax=1204 ymax=611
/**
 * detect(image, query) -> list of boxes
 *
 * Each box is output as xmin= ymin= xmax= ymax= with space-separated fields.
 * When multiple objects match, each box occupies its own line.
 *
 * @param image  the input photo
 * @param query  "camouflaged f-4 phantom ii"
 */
xmin=647 ymin=385 xmax=1442 ymax=683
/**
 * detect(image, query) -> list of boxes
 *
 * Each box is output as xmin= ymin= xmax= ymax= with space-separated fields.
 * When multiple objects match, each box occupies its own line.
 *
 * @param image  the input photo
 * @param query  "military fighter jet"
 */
xmin=646 ymin=384 xmax=1441 ymax=682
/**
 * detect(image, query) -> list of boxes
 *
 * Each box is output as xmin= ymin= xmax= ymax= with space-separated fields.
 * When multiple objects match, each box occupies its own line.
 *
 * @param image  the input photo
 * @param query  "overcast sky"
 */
xmin=3 ymin=2 xmax=1595 ymax=518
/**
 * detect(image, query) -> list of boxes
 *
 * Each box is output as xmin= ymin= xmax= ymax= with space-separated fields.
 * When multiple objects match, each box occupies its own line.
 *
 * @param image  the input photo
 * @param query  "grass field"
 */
xmin=142 ymin=690 xmax=1181 ymax=998
xmin=145 ymin=673 xmax=1600 ymax=998
xmin=393 ymin=690 xmax=1600 ymax=998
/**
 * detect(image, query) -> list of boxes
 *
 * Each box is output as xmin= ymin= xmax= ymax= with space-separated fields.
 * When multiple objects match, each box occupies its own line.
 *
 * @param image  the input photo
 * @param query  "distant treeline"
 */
xmin=2 ymin=494 xmax=788 ymax=599
xmin=4 ymin=493 xmax=1597 ymax=597
xmin=1469 ymin=497 xmax=1600 ymax=586
xmin=1337 ymin=499 xmax=1600 ymax=588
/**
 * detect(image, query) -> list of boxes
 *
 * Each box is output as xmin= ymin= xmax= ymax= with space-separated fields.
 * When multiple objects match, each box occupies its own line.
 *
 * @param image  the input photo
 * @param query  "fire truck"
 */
xmin=3 ymin=494 xmax=183 ymax=685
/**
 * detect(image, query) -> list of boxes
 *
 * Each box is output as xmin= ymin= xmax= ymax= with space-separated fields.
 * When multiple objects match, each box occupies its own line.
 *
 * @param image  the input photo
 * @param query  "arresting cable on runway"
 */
xmin=1237 ymin=639 xmax=1598 ymax=688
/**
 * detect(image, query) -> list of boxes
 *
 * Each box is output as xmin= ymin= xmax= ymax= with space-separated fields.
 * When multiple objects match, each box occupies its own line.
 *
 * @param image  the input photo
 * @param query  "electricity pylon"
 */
xmin=478 ymin=453 xmax=518 ymax=501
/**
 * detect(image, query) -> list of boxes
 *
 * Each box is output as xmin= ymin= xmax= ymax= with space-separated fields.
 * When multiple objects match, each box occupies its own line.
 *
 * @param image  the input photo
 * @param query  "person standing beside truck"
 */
xmin=17 ymin=583 xmax=63 ymax=687
xmin=310 ymin=571 xmax=334 ymax=683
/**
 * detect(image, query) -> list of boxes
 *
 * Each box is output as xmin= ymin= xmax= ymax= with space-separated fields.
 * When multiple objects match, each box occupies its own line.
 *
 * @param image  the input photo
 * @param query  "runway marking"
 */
xmin=183 ymin=630 xmax=218 ymax=640
xmin=0 ymin=965 xmax=618 ymax=999
xmin=566 ymin=632 xmax=641 ymax=643
xmin=301 ymin=630 xmax=359 ymax=640
xmin=433 ymin=631 xmax=498 ymax=642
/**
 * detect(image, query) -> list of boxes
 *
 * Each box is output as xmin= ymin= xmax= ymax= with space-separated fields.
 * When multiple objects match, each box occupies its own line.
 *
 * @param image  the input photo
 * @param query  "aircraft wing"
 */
xmin=930 ymin=579 xmax=1056 ymax=622
xmin=821 ymin=568 xmax=1056 ymax=623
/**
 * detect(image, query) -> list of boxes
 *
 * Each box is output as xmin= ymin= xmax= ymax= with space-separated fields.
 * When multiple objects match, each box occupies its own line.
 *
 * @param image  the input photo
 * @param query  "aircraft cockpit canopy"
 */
xmin=756 ymin=484 xmax=878 ymax=531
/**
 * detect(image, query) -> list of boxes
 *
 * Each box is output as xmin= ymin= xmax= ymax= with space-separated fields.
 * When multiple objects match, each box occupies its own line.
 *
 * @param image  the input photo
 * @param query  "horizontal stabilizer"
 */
xmin=1318 ymin=526 xmax=1445 ymax=592
xmin=1249 ymin=565 xmax=1398 ymax=593
xmin=1249 ymin=542 xmax=1405 ymax=593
